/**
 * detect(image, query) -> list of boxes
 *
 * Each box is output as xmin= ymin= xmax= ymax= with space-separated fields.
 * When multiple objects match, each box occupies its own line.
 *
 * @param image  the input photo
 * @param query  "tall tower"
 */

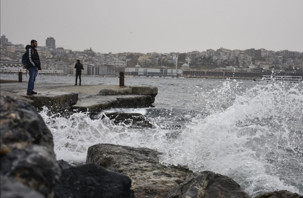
xmin=46 ymin=37 xmax=56 ymax=49
xmin=0 ymin=35 xmax=10 ymax=45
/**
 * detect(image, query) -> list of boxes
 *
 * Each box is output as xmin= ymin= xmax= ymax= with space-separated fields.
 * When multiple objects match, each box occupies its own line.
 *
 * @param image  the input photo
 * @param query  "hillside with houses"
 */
xmin=1 ymin=35 xmax=303 ymax=78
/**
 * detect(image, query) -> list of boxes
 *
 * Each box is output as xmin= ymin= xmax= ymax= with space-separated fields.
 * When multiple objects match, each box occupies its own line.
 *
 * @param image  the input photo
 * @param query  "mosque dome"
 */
xmin=181 ymin=63 xmax=190 ymax=70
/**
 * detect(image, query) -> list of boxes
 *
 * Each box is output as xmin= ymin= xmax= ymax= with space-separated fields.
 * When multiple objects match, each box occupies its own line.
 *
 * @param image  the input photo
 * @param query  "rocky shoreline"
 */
xmin=1 ymin=94 xmax=302 ymax=198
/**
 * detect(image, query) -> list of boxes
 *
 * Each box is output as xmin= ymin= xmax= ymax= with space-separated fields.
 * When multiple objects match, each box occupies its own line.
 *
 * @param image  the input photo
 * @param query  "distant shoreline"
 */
xmin=1 ymin=70 xmax=302 ymax=82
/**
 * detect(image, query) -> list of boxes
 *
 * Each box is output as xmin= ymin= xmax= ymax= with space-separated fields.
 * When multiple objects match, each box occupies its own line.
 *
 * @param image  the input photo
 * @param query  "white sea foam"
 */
xmin=103 ymin=108 xmax=148 ymax=115
xmin=158 ymin=81 xmax=303 ymax=196
xmin=39 ymin=78 xmax=303 ymax=196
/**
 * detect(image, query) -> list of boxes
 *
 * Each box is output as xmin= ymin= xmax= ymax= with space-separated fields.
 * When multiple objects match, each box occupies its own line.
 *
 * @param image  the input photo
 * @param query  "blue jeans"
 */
xmin=27 ymin=67 xmax=37 ymax=93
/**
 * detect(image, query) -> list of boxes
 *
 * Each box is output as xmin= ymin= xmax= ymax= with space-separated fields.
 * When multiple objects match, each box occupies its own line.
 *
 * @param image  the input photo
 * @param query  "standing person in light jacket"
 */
xmin=74 ymin=60 xmax=84 ymax=86
xmin=26 ymin=40 xmax=41 ymax=95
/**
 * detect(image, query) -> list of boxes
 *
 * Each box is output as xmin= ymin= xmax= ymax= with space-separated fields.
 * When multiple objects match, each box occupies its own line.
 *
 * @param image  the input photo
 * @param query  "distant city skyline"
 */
xmin=1 ymin=0 xmax=303 ymax=53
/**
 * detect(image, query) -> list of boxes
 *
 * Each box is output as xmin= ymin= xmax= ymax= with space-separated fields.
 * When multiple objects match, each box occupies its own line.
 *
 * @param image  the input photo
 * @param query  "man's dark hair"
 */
xmin=31 ymin=40 xmax=37 ymax=44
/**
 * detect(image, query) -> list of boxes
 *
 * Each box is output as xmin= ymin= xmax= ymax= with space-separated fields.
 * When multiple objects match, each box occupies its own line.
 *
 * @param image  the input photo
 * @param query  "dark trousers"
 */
xmin=27 ymin=67 xmax=37 ymax=93
xmin=75 ymin=71 xmax=81 ymax=85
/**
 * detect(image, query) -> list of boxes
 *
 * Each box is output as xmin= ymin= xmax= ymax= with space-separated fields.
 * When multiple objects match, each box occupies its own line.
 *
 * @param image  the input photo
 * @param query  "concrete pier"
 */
xmin=0 ymin=81 xmax=157 ymax=113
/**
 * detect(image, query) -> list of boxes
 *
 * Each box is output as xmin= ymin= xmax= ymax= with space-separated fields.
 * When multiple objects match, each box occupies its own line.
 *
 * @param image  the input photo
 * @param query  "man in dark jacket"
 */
xmin=26 ymin=40 xmax=41 ymax=95
xmin=74 ymin=60 xmax=84 ymax=85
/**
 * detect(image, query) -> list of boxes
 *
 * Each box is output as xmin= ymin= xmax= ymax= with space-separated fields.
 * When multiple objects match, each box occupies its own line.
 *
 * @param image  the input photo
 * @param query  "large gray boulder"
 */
xmin=86 ymin=144 xmax=192 ymax=198
xmin=55 ymin=161 xmax=135 ymax=198
xmin=0 ymin=95 xmax=60 ymax=198
xmin=255 ymin=190 xmax=303 ymax=198
xmin=167 ymin=171 xmax=250 ymax=198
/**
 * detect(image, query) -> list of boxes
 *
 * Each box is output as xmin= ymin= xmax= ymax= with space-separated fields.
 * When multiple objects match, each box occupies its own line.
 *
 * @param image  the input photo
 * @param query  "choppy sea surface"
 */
xmin=3 ymin=74 xmax=303 ymax=197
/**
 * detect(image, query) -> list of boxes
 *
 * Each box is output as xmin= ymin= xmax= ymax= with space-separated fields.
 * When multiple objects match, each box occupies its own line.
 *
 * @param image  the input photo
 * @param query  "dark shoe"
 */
xmin=27 ymin=92 xmax=34 ymax=96
xmin=32 ymin=91 xmax=37 ymax=94
xmin=75 ymin=84 xmax=77 ymax=86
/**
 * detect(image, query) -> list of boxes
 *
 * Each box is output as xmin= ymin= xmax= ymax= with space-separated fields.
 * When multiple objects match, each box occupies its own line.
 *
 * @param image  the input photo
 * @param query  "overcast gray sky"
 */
xmin=1 ymin=0 xmax=303 ymax=53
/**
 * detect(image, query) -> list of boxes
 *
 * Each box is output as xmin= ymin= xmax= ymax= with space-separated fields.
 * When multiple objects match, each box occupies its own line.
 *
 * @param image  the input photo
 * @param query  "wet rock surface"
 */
xmin=0 ymin=95 xmax=55 ymax=148
xmin=0 ymin=95 xmax=60 ymax=198
xmin=103 ymin=112 xmax=153 ymax=128
xmin=0 ymin=175 xmax=44 ymax=198
xmin=167 ymin=171 xmax=250 ymax=198
xmin=55 ymin=161 xmax=135 ymax=198
xmin=255 ymin=190 xmax=303 ymax=198
xmin=86 ymin=143 xmax=193 ymax=198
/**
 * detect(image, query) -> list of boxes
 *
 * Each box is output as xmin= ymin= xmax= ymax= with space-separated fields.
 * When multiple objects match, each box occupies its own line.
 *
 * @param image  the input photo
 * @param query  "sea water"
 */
xmin=2 ymin=74 xmax=303 ymax=197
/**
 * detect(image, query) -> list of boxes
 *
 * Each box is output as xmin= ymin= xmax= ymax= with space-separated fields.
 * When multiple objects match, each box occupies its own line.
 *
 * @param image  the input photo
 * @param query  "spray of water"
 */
xmin=40 ymin=81 xmax=303 ymax=196
xmin=159 ymin=81 xmax=303 ymax=196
